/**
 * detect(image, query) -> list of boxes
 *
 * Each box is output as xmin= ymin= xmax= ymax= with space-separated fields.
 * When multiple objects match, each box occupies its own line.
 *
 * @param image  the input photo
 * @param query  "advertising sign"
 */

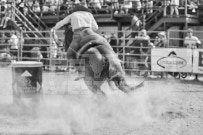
xmin=151 ymin=48 xmax=192 ymax=72
xmin=193 ymin=49 xmax=203 ymax=74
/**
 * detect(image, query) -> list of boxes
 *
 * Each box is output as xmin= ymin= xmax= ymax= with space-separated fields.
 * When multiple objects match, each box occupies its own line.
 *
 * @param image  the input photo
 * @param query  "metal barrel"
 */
xmin=11 ymin=61 xmax=43 ymax=98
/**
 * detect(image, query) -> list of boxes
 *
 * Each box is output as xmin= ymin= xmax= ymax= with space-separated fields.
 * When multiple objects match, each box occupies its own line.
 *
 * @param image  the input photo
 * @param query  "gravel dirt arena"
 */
xmin=0 ymin=67 xmax=203 ymax=135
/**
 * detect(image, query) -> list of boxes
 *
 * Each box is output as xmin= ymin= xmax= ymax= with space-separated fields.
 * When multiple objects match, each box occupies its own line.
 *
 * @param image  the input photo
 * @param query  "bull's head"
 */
xmin=89 ymin=54 xmax=107 ymax=78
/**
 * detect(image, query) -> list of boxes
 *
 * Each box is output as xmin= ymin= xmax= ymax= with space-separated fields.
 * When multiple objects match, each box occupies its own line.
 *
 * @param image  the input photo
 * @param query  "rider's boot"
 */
xmin=74 ymin=60 xmax=85 ymax=81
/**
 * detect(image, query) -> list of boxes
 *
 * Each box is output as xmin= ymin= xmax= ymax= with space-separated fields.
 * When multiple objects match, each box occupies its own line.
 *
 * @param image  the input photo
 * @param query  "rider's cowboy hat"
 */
xmin=71 ymin=1 xmax=91 ymax=13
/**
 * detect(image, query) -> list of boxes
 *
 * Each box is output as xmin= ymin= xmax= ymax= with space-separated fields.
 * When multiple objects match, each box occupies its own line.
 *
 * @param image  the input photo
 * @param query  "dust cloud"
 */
xmin=0 ymin=81 xmax=174 ymax=135
xmin=0 ymin=68 xmax=175 ymax=134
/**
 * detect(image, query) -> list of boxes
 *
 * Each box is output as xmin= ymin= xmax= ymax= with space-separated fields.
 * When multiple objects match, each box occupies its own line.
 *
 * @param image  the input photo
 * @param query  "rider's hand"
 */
xmin=51 ymin=28 xmax=55 ymax=33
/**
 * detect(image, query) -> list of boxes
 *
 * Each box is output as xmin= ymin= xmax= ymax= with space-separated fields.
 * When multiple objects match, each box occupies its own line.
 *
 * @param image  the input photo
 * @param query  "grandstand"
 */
xmin=0 ymin=0 xmax=202 ymax=36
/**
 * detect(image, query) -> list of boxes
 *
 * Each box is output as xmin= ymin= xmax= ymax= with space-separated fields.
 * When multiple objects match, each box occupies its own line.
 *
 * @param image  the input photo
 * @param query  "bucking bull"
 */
xmin=52 ymin=25 xmax=144 ymax=97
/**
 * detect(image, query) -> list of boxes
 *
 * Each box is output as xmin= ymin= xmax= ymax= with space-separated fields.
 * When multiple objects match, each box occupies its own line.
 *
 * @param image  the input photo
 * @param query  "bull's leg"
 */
xmin=111 ymin=75 xmax=144 ymax=93
xmin=84 ymin=77 xmax=106 ymax=98
xmin=111 ymin=76 xmax=131 ymax=93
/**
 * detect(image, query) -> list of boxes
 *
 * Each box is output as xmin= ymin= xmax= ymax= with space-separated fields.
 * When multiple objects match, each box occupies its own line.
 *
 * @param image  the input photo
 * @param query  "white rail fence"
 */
xmin=0 ymin=29 xmax=202 ymax=75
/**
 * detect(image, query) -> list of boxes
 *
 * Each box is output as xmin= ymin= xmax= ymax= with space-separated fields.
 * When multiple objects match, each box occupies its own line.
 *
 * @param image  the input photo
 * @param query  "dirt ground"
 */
xmin=0 ymin=67 xmax=203 ymax=135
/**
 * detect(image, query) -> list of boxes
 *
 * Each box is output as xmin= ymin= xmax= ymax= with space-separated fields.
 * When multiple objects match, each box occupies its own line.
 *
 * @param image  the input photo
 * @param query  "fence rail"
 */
xmin=0 ymin=29 xmax=203 ymax=76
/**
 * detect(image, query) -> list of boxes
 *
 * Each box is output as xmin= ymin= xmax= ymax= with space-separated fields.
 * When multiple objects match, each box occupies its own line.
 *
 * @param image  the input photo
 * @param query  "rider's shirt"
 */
xmin=184 ymin=36 xmax=201 ymax=48
xmin=53 ymin=11 xmax=98 ymax=31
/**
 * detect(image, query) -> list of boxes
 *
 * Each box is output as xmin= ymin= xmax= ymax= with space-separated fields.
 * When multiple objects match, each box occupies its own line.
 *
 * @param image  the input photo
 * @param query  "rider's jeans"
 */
xmin=67 ymin=28 xmax=113 ymax=59
xmin=67 ymin=28 xmax=124 ymax=77
xmin=67 ymin=30 xmax=81 ymax=59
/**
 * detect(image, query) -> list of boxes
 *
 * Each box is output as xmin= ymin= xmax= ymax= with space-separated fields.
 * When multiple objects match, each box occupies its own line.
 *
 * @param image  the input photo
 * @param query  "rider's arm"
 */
xmin=52 ymin=15 xmax=71 ymax=30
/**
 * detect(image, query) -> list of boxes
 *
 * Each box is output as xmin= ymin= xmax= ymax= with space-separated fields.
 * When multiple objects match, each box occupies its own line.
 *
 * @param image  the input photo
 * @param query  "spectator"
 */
xmin=49 ymin=2 xmax=57 ymax=13
xmin=8 ymin=31 xmax=19 ymax=58
xmin=187 ymin=0 xmax=198 ymax=13
xmin=26 ymin=0 xmax=33 ymax=7
xmin=16 ymin=0 xmax=25 ymax=13
xmin=0 ymin=0 xmax=7 ymax=19
xmin=170 ymin=0 xmax=179 ymax=17
xmin=146 ymin=0 xmax=154 ymax=14
xmin=184 ymin=28 xmax=201 ymax=49
xmin=99 ymin=0 xmax=104 ymax=6
xmin=112 ymin=0 xmax=119 ymax=14
xmin=0 ymin=9 xmax=12 ymax=28
xmin=16 ymin=31 xmax=24 ymax=57
xmin=183 ymin=28 xmax=201 ymax=80
xmin=135 ymin=29 xmax=150 ymax=40
xmin=154 ymin=31 xmax=168 ymax=48
xmin=142 ymin=0 xmax=153 ymax=14
xmin=59 ymin=0 xmax=69 ymax=16
xmin=126 ymin=13 xmax=142 ymax=38
xmin=134 ymin=29 xmax=152 ymax=76
xmin=162 ymin=0 xmax=171 ymax=16
xmin=150 ymin=31 xmax=168 ymax=78
xmin=179 ymin=0 xmax=184 ymax=8
xmin=30 ymin=47 xmax=43 ymax=61
xmin=132 ymin=0 xmax=141 ymax=12
xmin=74 ymin=0 xmax=81 ymax=5
xmin=22 ymin=6 xmax=29 ymax=16
xmin=0 ymin=31 xmax=7 ymax=45
xmin=33 ymin=1 xmax=40 ymax=12
xmin=39 ymin=0 xmax=45 ymax=17
xmin=59 ymin=0 xmax=68 ymax=16
xmin=122 ymin=0 xmax=132 ymax=14
xmin=43 ymin=4 xmax=49 ymax=12
xmin=89 ymin=0 xmax=102 ymax=12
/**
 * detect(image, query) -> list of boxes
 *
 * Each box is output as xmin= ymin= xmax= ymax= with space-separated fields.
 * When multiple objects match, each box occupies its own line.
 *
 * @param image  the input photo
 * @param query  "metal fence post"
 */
xmin=123 ymin=31 xmax=126 ymax=70
xmin=19 ymin=30 xmax=23 ymax=61
xmin=167 ymin=30 xmax=170 ymax=48
xmin=49 ymin=30 xmax=52 ymax=70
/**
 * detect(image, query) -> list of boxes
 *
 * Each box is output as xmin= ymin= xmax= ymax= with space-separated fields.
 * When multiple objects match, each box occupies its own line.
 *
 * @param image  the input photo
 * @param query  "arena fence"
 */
xmin=0 ymin=29 xmax=203 ymax=76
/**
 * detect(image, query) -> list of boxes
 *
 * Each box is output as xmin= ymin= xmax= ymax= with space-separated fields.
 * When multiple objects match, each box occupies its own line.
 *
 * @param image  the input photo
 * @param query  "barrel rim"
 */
xmin=11 ymin=61 xmax=43 ymax=67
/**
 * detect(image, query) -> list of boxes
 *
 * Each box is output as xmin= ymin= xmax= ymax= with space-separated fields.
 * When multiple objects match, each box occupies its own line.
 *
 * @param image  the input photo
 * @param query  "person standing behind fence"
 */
xmin=136 ymin=29 xmax=152 ymax=76
xmin=30 ymin=47 xmax=43 ymax=61
xmin=150 ymin=31 xmax=168 ymax=78
xmin=183 ymin=28 xmax=201 ymax=80
xmin=8 ymin=31 xmax=19 ymax=59
xmin=184 ymin=28 xmax=201 ymax=49
xmin=154 ymin=31 xmax=168 ymax=48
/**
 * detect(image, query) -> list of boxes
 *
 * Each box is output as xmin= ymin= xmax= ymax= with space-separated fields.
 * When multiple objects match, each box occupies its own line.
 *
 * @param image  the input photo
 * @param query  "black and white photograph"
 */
xmin=0 ymin=0 xmax=203 ymax=134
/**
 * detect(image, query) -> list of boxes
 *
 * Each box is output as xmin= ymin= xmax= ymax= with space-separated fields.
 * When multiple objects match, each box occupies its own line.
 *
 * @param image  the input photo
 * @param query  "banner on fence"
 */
xmin=151 ymin=48 xmax=192 ymax=72
xmin=193 ymin=49 xmax=203 ymax=74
